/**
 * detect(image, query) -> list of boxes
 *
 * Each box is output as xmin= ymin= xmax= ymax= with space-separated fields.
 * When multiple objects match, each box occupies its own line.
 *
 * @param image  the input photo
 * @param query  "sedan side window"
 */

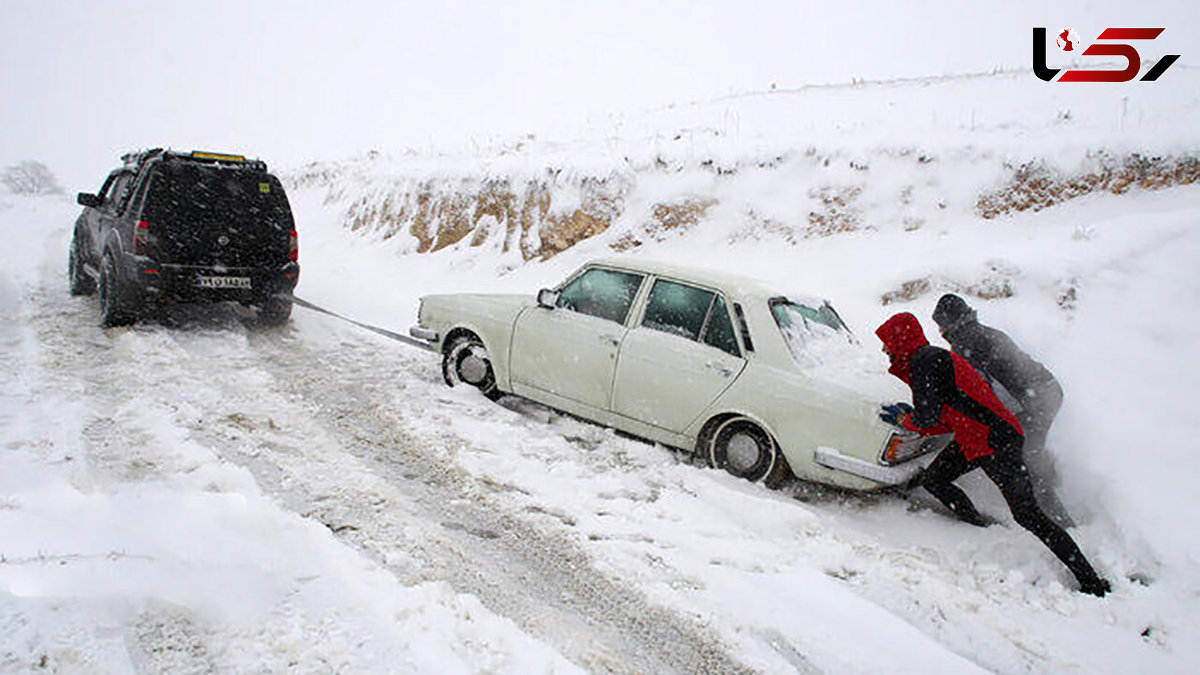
xmin=703 ymin=295 xmax=741 ymax=357
xmin=642 ymin=279 xmax=742 ymax=357
xmin=557 ymin=268 xmax=645 ymax=325
xmin=642 ymin=279 xmax=713 ymax=341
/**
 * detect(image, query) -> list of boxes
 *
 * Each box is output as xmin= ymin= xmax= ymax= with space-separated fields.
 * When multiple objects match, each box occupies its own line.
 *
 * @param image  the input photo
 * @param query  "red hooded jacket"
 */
xmin=876 ymin=312 xmax=1023 ymax=461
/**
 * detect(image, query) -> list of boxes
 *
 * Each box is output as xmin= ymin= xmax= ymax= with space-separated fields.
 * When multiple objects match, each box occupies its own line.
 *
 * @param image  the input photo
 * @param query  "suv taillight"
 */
xmin=289 ymin=229 xmax=298 ymax=262
xmin=134 ymin=220 xmax=150 ymax=255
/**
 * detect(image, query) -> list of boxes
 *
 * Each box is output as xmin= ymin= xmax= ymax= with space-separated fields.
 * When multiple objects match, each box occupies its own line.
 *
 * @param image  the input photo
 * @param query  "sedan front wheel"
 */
xmin=442 ymin=334 xmax=500 ymax=400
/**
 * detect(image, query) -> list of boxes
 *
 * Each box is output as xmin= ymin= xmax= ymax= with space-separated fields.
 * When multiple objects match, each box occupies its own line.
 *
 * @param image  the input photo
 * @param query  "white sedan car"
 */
xmin=410 ymin=258 xmax=948 ymax=491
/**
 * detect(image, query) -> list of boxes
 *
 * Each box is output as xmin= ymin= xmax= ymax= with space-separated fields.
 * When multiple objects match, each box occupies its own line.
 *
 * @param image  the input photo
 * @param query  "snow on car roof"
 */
xmin=591 ymin=256 xmax=829 ymax=307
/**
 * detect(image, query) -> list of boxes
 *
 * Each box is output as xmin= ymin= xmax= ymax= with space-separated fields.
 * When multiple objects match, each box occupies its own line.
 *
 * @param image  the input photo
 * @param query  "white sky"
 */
xmin=1 ymin=0 xmax=1196 ymax=189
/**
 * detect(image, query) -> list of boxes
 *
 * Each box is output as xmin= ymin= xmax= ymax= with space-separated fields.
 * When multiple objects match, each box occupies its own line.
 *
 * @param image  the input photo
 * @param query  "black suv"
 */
xmin=69 ymin=149 xmax=299 ymax=326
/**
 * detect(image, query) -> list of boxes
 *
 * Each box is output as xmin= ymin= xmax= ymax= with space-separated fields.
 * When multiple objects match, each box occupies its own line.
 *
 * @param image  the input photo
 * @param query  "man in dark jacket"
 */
xmin=932 ymin=293 xmax=1073 ymax=527
xmin=876 ymin=312 xmax=1109 ymax=597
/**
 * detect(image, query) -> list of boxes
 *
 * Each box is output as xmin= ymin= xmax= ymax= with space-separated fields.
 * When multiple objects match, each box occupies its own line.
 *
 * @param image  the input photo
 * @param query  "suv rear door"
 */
xmin=140 ymin=163 xmax=293 ymax=268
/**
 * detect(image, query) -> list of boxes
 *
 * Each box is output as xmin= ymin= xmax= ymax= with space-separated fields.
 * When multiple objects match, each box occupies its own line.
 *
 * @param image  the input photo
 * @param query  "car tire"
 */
xmin=68 ymin=235 xmax=96 ymax=296
xmin=98 ymin=252 xmax=134 ymax=327
xmin=258 ymin=296 xmax=293 ymax=326
xmin=442 ymin=334 xmax=501 ymax=400
xmin=708 ymin=418 xmax=788 ymax=488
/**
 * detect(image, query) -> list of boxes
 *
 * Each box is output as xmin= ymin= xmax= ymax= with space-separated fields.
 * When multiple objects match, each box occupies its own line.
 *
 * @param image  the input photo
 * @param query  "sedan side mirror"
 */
xmin=77 ymin=192 xmax=101 ymax=208
xmin=537 ymin=288 xmax=560 ymax=309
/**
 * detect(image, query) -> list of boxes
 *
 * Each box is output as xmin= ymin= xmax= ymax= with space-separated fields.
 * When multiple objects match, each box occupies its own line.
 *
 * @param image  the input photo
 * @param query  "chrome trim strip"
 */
xmin=814 ymin=447 xmax=936 ymax=486
xmin=409 ymin=325 xmax=439 ymax=342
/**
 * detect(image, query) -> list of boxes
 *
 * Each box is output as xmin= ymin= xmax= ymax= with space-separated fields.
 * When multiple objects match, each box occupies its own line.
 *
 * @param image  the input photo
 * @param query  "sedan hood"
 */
xmin=420 ymin=293 xmax=538 ymax=330
xmin=422 ymin=292 xmax=535 ymax=310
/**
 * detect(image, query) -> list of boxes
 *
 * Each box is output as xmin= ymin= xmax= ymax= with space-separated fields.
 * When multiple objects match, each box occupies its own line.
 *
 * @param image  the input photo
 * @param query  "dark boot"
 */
xmin=923 ymin=479 xmax=991 ymax=527
xmin=1078 ymin=576 xmax=1111 ymax=598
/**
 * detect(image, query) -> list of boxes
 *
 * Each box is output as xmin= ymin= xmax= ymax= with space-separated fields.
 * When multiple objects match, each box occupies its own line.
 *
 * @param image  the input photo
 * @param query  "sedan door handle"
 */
xmin=706 ymin=361 xmax=734 ymax=377
xmin=600 ymin=334 xmax=621 ymax=347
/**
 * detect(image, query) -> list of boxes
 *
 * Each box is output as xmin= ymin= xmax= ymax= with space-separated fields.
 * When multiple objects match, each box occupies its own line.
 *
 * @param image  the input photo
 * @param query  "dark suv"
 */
xmin=69 ymin=149 xmax=299 ymax=326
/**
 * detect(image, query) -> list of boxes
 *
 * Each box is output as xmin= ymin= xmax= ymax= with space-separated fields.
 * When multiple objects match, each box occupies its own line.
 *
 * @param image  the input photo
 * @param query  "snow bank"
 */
xmin=286 ymin=69 xmax=1200 ymax=269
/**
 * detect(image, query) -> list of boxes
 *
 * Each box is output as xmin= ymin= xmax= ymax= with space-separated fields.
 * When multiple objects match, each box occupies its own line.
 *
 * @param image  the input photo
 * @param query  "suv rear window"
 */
xmin=145 ymin=164 xmax=293 ymax=230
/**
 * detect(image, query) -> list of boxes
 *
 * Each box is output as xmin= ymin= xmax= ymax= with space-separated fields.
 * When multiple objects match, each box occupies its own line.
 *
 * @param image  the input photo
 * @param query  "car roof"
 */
xmin=589 ymin=256 xmax=827 ymax=308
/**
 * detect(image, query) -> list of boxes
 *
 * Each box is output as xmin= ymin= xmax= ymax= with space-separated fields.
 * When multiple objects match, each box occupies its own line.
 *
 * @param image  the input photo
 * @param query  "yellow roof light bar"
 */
xmin=191 ymin=150 xmax=246 ymax=163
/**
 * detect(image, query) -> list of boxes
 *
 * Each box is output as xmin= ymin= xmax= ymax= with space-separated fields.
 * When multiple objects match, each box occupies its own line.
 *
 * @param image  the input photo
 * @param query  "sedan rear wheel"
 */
xmin=442 ymin=334 xmax=500 ymax=400
xmin=709 ymin=418 xmax=789 ymax=488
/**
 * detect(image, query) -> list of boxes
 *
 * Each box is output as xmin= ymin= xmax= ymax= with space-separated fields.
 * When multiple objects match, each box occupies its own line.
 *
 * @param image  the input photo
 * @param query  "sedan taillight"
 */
xmin=288 ymin=229 xmax=298 ymax=262
xmin=881 ymin=432 xmax=924 ymax=465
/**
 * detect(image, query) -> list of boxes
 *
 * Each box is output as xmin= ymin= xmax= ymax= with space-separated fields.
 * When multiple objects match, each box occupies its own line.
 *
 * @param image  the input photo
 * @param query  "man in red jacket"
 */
xmin=932 ymin=293 xmax=1073 ymax=527
xmin=876 ymin=312 xmax=1110 ymax=597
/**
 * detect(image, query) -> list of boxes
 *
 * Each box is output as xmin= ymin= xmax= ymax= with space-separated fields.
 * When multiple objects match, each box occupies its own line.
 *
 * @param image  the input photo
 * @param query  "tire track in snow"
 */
xmin=10 ymin=234 xmax=223 ymax=674
xmin=229 ymin=324 xmax=760 ymax=675
xmin=18 ymin=228 xmax=757 ymax=673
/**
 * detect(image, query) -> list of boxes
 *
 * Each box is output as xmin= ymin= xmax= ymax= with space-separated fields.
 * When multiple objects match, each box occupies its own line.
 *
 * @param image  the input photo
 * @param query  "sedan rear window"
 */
xmin=771 ymin=297 xmax=852 ymax=363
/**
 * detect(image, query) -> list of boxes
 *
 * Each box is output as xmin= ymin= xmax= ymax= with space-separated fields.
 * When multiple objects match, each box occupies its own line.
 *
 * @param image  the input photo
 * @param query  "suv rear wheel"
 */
xmin=68 ymin=236 xmax=95 ymax=296
xmin=98 ymin=253 xmax=135 ymax=327
xmin=258 ymin=296 xmax=293 ymax=326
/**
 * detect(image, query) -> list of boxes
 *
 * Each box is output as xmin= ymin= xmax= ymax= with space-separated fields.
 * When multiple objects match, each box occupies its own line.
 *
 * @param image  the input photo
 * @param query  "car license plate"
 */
xmin=196 ymin=276 xmax=251 ymax=289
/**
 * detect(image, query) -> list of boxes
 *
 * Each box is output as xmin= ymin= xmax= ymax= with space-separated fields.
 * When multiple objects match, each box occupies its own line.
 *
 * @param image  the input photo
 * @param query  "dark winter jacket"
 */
xmin=876 ymin=312 xmax=1024 ymax=461
xmin=932 ymin=294 xmax=1057 ymax=405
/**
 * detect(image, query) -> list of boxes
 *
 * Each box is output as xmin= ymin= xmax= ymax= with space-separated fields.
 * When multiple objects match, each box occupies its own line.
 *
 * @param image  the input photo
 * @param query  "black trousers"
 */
xmin=920 ymin=442 xmax=1104 ymax=590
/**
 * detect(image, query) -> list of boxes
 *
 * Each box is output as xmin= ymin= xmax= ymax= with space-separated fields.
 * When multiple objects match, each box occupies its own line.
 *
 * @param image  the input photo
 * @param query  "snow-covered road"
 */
xmin=3 ymin=186 xmax=1199 ymax=673
xmin=1 ymin=197 xmax=755 ymax=673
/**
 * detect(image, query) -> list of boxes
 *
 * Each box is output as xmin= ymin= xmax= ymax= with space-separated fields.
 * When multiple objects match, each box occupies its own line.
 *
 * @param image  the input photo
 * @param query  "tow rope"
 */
xmin=289 ymin=295 xmax=434 ymax=352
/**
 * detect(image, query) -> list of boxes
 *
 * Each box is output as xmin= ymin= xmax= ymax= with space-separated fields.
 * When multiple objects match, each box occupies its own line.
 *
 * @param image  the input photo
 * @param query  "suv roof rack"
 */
xmin=121 ymin=147 xmax=165 ymax=169
xmin=169 ymin=150 xmax=268 ymax=171
xmin=119 ymin=148 xmax=267 ymax=172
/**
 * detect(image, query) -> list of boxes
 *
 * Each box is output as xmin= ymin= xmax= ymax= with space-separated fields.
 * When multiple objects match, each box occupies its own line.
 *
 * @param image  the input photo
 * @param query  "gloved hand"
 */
xmin=879 ymin=402 xmax=914 ymax=427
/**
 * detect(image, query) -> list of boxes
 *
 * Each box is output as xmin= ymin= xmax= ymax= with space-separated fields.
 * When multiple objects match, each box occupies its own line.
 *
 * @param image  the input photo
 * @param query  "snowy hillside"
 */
xmin=4 ymin=68 xmax=1200 ymax=674
xmin=292 ymin=69 xmax=1198 ymax=255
